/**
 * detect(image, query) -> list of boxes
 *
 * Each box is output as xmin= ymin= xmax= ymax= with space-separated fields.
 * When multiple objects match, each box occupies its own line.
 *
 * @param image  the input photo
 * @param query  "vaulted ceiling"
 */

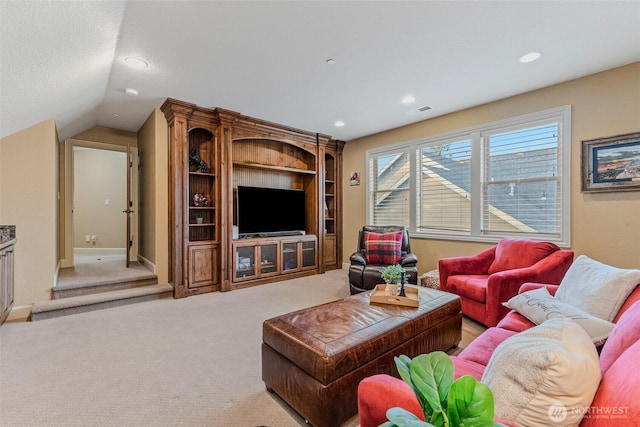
xmin=1 ymin=1 xmax=639 ymax=143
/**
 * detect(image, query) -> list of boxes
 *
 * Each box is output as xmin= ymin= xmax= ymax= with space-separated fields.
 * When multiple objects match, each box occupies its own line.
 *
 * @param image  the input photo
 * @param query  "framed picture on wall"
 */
xmin=581 ymin=131 xmax=640 ymax=193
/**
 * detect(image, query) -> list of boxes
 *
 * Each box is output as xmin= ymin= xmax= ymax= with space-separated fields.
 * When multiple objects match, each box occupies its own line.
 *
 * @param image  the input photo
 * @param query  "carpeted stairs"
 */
xmin=30 ymin=258 xmax=172 ymax=321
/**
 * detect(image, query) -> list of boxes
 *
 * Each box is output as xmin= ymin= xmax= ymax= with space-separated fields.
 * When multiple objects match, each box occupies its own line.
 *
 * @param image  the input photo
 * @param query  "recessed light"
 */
xmin=519 ymin=51 xmax=541 ymax=63
xmin=402 ymin=95 xmax=416 ymax=104
xmin=124 ymin=57 xmax=149 ymax=69
xmin=112 ymin=113 xmax=120 ymax=117
xmin=334 ymin=121 xmax=345 ymax=127
xmin=326 ymin=59 xmax=336 ymax=65
xmin=125 ymin=88 xmax=139 ymax=97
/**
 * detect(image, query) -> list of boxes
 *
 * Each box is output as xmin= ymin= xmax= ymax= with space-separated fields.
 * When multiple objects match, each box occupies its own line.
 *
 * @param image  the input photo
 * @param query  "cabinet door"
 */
xmin=282 ymin=241 xmax=299 ymax=272
xmin=301 ymin=239 xmax=317 ymax=269
xmin=258 ymin=242 xmax=279 ymax=277
xmin=188 ymin=244 xmax=218 ymax=288
xmin=234 ymin=244 xmax=257 ymax=281
xmin=323 ymin=235 xmax=336 ymax=266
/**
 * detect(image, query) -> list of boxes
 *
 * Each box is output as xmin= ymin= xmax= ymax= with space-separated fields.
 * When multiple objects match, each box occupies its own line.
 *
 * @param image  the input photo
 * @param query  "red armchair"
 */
xmin=438 ymin=238 xmax=574 ymax=327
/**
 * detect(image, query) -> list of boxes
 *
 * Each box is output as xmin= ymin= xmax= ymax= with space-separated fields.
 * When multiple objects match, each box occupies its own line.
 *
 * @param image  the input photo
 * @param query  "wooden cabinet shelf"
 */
xmin=233 ymin=161 xmax=316 ymax=175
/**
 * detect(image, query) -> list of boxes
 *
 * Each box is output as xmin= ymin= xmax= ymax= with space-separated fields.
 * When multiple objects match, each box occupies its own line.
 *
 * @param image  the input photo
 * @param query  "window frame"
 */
xmin=366 ymin=105 xmax=572 ymax=247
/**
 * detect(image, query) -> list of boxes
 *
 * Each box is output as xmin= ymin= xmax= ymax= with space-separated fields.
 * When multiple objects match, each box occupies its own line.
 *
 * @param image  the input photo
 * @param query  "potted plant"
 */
xmin=381 ymin=264 xmax=405 ymax=284
xmin=382 ymin=351 xmax=504 ymax=427
xmin=195 ymin=214 xmax=204 ymax=224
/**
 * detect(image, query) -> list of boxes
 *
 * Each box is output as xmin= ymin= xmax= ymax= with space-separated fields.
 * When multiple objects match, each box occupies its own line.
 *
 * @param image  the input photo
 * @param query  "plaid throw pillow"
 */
xmin=364 ymin=231 xmax=403 ymax=265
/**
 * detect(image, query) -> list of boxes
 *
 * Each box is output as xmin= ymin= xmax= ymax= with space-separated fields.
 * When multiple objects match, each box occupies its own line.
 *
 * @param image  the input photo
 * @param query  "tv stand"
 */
xmin=240 ymin=230 xmax=305 ymax=239
xmin=232 ymin=234 xmax=317 ymax=286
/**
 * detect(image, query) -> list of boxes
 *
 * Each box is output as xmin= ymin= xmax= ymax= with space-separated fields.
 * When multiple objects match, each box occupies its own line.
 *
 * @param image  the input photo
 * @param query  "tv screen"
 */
xmin=237 ymin=186 xmax=306 ymax=235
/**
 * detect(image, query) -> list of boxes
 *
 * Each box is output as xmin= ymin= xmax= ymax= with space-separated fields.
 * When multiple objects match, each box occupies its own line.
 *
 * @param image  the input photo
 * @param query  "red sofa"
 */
xmin=358 ymin=282 xmax=640 ymax=427
xmin=439 ymin=238 xmax=574 ymax=327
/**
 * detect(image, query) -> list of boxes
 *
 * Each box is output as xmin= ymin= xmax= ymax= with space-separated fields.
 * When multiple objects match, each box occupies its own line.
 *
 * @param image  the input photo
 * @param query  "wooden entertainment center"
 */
xmin=161 ymin=99 xmax=344 ymax=298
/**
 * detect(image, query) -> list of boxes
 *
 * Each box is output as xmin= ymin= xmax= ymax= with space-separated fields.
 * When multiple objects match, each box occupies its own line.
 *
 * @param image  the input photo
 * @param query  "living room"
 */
xmin=1 ymin=1 xmax=639 ymax=426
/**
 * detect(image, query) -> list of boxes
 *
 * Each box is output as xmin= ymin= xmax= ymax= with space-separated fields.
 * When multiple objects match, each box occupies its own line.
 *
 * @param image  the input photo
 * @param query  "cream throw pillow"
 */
xmin=555 ymin=255 xmax=640 ymax=321
xmin=481 ymin=317 xmax=600 ymax=427
xmin=503 ymin=287 xmax=615 ymax=345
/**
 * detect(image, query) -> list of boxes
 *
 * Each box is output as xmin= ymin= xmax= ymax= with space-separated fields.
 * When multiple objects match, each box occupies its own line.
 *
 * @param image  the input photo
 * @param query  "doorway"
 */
xmin=61 ymin=139 xmax=139 ymax=269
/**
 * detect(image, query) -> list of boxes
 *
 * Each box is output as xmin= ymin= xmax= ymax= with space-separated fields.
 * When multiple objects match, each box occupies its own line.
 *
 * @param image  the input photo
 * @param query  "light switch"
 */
xmin=105 ymin=199 xmax=110 ymax=206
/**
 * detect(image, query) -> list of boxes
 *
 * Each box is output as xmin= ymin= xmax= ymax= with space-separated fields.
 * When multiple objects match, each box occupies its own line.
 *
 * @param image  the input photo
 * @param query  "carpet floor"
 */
xmin=1 ymin=269 xmax=357 ymax=426
xmin=1 ymin=269 xmax=482 ymax=426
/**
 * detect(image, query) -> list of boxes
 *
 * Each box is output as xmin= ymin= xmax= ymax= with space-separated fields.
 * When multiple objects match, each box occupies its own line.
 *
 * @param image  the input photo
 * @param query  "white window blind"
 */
xmin=418 ymin=140 xmax=472 ymax=233
xmin=481 ymin=123 xmax=561 ymax=237
xmin=369 ymin=151 xmax=410 ymax=226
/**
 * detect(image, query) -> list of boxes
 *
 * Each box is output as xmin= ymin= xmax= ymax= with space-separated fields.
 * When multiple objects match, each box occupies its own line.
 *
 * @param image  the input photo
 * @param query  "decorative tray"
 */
xmin=370 ymin=284 xmax=419 ymax=308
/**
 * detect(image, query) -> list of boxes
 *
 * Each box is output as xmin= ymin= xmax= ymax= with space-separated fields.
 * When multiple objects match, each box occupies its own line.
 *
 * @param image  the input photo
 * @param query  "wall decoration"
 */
xmin=582 ymin=131 xmax=640 ymax=193
xmin=350 ymin=171 xmax=360 ymax=186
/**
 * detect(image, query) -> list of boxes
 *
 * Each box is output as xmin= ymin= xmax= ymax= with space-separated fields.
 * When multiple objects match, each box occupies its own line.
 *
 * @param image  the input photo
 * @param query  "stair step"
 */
xmin=52 ymin=275 xmax=158 ymax=299
xmin=31 ymin=284 xmax=174 ymax=321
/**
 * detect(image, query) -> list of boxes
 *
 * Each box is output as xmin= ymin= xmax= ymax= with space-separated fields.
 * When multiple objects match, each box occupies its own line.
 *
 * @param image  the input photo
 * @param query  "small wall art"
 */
xmin=581 ymin=131 xmax=640 ymax=193
xmin=350 ymin=171 xmax=360 ymax=186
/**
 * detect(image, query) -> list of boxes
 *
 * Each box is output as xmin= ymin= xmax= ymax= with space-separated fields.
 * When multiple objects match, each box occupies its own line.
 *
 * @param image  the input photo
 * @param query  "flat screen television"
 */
xmin=237 ymin=186 xmax=306 ymax=235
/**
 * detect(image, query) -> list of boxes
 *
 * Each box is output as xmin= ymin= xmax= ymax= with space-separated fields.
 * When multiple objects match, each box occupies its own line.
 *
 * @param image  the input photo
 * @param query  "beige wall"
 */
xmin=343 ymin=62 xmax=640 ymax=272
xmin=73 ymin=126 xmax=138 ymax=148
xmin=73 ymin=147 xmax=127 ymax=248
xmin=137 ymin=109 xmax=169 ymax=284
xmin=0 ymin=119 xmax=59 ymax=306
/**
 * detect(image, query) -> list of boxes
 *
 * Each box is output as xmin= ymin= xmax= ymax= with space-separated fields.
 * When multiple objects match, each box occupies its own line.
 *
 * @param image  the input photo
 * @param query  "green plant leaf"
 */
xmin=387 ymin=407 xmax=434 ymax=427
xmin=446 ymin=375 xmax=495 ymax=427
xmin=409 ymin=352 xmax=453 ymax=417
xmin=395 ymin=355 xmax=413 ymax=386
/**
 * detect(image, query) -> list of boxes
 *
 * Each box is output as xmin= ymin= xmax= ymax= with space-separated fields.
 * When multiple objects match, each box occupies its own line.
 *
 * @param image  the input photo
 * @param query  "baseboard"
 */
xmin=137 ymin=254 xmax=156 ymax=274
xmin=6 ymin=305 xmax=32 ymax=322
xmin=74 ymin=247 xmax=126 ymax=256
xmin=342 ymin=262 xmax=350 ymax=270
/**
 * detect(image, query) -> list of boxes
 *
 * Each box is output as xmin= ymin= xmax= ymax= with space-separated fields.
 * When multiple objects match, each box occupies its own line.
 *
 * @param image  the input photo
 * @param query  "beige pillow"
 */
xmin=503 ymin=287 xmax=615 ymax=345
xmin=481 ymin=317 xmax=600 ymax=427
xmin=555 ymin=255 xmax=640 ymax=321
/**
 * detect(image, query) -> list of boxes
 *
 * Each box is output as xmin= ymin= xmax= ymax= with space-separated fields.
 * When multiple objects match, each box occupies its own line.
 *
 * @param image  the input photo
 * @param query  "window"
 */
xmin=367 ymin=106 xmax=571 ymax=246
xmin=369 ymin=151 xmax=410 ymax=226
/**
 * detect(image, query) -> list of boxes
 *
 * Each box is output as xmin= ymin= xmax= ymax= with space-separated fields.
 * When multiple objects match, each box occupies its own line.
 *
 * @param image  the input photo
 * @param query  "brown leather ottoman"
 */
xmin=262 ymin=286 xmax=461 ymax=427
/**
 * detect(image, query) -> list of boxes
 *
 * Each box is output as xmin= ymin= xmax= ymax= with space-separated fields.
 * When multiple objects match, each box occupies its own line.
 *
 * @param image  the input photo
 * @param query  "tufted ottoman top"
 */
xmin=262 ymin=287 xmax=460 ymax=385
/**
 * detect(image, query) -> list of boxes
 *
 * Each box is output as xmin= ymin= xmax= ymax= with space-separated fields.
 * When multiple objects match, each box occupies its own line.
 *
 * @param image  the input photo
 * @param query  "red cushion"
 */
xmin=614 ymin=285 xmax=640 ymax=322
xmin=600 ymin=300 xmax=640 ymax=375
xmin=488 ymin=238 xmax=560 ymax=274
xmin=451 ymin=356 xmax=487 ymax=381
xmin=496 ymin=311 xmax=536 ymax=333
xmin=447 ymin=275 xmax=489 ymax=302
xmin=363 ymin=231 xmax=403 ymax=265
xmin=582 ymin=340 xmax=640 ymax=427
xmin=457 ymin=327 xmax=518 ymax=367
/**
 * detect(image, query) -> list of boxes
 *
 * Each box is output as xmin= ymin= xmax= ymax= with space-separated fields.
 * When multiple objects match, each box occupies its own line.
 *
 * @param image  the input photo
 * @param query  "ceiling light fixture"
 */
xmin=326 ymin=59 xmax=336 ymax=65
xmin=124 ymin=56 xmax=149 ymax=69
xmin=402 ymin=95 xmax=416 ymax=104
xmin=125 ymin=88 xmax=139 ymax=97
xmin=334 ymin=121 xmax=345 ymax=127
xmin=519 ymin=51 xmax=541 ymax=63
xmin=112 ymin=113 xmax=120 ymax=117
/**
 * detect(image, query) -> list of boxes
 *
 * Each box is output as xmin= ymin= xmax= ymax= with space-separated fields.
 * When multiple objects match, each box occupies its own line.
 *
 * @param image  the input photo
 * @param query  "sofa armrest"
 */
xmin=399 ymin=252 xmax=418 ymax=266
xmin=518 ymin=282 xmax=560 ymax=295
xmin=357 ymin=374 xmax=424 ymax=427
xmin=523 ymin=249 xmax=574 ymax=284
xmin=438 ymin=246 xmax=496 ymax=291
xmin=349 ymin=251 xmax=366 ymax=265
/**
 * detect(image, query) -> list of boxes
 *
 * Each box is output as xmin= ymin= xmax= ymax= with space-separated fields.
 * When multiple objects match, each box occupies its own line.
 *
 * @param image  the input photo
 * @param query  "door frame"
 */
xmin=60 ymin=139 xmax=139 ymax=268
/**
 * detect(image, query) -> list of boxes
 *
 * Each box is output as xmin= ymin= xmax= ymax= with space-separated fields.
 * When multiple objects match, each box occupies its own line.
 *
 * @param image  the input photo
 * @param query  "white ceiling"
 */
xmin=1 ymin=1 xmax=639 ymax=143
